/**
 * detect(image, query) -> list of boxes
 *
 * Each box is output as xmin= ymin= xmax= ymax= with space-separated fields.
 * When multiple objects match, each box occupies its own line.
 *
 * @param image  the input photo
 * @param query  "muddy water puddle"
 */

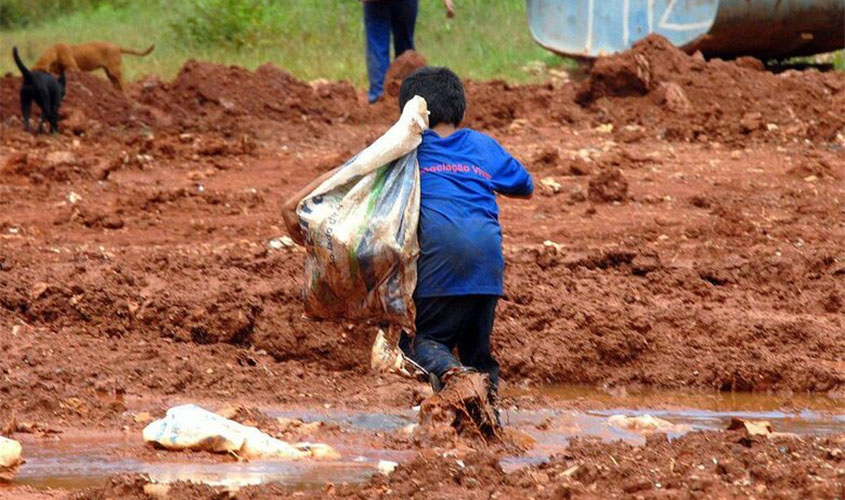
xmin=14 ymin=387 xmax=843 ymax=490
xmin=16 ymin=435 xmax=408 ymax=490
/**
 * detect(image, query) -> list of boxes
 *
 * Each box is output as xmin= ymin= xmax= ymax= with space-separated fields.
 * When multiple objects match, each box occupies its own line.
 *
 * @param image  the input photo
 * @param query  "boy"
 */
xmin=283 ymin=67 xmax=533 ymax=411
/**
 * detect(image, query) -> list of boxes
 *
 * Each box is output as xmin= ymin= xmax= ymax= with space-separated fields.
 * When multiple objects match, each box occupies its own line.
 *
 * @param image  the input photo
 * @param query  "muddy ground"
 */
xmin=1 ymin=36 xmax=843 ymax=498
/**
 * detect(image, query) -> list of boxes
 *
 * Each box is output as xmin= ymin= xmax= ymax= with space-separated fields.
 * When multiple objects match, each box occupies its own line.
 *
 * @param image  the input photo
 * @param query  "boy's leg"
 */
xmin=363 ymin=2 xmax=391 ymax=103
xmin=456 ymin=295 xmax=501 ymax=395
xmin=389 ymin=0 xmax=418 ymax=57
xmin=409 ymin=296 xmax=463 ymax=385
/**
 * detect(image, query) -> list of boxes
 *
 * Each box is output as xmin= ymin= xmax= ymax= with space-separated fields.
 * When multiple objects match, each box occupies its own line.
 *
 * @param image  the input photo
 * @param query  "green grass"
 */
xmin=833 ymin=51 xmax=845 ymax=71
xmin=0 ymin=0 xmax=569 ymax=87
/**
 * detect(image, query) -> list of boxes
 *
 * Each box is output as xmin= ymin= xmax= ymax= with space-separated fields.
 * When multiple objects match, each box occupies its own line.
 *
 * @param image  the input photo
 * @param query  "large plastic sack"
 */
xmin=297 ymin=96 xmax=428 ymax=331
xmin=142 ymin=404 xmax=339 ymax=460
xmin=0 ymin=435 xmax=22 ymax=482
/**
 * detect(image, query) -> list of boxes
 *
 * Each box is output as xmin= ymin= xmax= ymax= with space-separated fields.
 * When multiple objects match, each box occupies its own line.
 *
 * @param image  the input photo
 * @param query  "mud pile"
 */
xmin=2 ymin=38 xmax=841 ymax=143
xmin=135 ymin=61 xmax=372 ymax=130
xmin=0 ymin=71 xmax=151 ymax=130
xmin=383 ymin=50 xmax=428 ymax=98
xmin=576 ymin=34 xmax=845 ymax=143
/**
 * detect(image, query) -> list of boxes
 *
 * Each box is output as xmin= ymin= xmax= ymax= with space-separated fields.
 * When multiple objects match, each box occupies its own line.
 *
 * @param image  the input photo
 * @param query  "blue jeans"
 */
xmin=363 ymin=0 xmax=418 ymax=103
xmin=400 ymin=295 xmax=500 ymax=393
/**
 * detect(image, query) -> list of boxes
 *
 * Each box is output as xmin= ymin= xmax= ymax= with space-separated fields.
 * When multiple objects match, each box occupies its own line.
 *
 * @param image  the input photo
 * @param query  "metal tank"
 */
xmin=526 ymin=0 xmax=845 ymax=59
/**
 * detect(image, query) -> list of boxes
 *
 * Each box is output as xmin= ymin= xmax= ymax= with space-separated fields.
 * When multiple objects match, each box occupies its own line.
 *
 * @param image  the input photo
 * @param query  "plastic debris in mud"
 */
xmin=142 ymin=404 xmax=339 ymax=460
xmin=371 ymin=328 xmax=415 ymax=376
xmin=268 ymin=236 xmax=295 ymax=250
xmin=377 ymin=460 xmax=398 ymax=475
xmin=727 ymin=417 xmax=772 ymax=437
xmin=0 ymin=435 xmax=23 ymax=482
xmin=608 ymin=414 xmax=682 ymax=433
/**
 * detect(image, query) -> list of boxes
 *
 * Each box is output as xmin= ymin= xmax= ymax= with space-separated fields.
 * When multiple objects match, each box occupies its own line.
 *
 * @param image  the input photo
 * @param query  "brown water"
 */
xmin=13 ymin=386 xmax=844 ymax=490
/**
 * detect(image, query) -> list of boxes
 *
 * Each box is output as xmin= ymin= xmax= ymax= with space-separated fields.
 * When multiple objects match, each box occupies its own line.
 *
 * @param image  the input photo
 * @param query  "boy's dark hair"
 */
xmin=398 ymin=66 xmax=466 ymax=128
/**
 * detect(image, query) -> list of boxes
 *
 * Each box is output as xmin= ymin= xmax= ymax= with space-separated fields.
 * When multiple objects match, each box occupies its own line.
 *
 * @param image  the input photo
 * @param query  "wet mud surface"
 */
xmin=1 ymin=35 xmax=844 ymax=498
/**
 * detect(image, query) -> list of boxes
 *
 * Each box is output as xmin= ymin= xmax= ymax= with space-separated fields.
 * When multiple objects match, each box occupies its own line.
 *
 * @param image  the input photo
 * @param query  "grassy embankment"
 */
xmin=0 ymin=0 xmax=570 ymax=86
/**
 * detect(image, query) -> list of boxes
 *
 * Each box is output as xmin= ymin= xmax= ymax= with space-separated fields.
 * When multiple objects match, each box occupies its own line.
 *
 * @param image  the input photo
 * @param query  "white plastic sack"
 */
xmin=608 ymin=414 xmax=677 ymax=433
xmin=142 ymin=404 xmax=339 ymax=460
xmin=296 ymin=96 xmax=428 ymax=331
xmin=0 ymin=435 xmax=22 ymax=482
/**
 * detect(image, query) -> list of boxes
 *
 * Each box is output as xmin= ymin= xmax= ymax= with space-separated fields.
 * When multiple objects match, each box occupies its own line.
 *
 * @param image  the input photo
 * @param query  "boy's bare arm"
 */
xmin=282 ymin=167 xmax=340 ymax=245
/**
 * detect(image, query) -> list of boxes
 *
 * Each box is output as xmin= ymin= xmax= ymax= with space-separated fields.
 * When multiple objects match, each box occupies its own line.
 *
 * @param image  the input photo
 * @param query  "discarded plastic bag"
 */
xmin=0 ymin=435 xmax=22 ymax=482
xmin=608 ymin=414 xmax=679 ymax=433
xmin=296 ymin=96 xmax=428 ymax=332
xmin=142 ymin=404 xmax=339 ymax=460
xmin=371 ymin=328 xmax=409 ymax=374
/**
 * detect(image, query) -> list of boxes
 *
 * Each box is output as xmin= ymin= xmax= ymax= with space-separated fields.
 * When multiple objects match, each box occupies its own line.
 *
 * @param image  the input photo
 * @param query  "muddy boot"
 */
xmin=438 ymin=366 xmax=478 ymax=392
xmin=419 ymin=368 xmax=499 ymax=442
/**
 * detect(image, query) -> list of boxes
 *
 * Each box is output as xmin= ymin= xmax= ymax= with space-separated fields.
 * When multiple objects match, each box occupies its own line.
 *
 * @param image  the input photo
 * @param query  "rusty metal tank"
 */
xmin=527 ymin=0 xmax=844 ymax=59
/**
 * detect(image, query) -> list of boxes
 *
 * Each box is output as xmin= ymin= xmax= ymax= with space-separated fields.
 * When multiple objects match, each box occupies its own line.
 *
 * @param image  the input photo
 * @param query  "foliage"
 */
xmin=0 ymin=0 xmax=126 ymax=29
xmin=0 ymin=0 xmax=571 ymax=85
xmin=170 ymin=0 xmax=275 ymax=49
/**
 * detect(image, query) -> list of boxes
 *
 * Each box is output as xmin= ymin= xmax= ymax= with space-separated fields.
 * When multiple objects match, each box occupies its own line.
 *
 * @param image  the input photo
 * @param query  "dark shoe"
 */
xmin=429 ymin=371 xmax=443 ymax=393
xmin=487 ymin=385 xmax=503 ymax=428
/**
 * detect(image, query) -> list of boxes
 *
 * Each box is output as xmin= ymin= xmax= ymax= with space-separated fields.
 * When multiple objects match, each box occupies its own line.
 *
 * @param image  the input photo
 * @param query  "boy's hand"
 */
xmin=443 ymin=0 xmax=455 ymax=17
xmin=282 ymin=203 xmax=305 ymax=246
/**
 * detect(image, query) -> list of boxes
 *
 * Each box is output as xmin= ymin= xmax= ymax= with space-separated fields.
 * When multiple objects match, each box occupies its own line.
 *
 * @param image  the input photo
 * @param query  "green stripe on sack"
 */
xmin=346 ymin=165 xmax=389 ymax=277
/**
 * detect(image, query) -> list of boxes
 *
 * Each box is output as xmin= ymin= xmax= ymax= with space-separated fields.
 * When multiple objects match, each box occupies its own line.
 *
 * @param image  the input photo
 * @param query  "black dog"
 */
xmin=13 ymin=46 xmax=66 ymax=134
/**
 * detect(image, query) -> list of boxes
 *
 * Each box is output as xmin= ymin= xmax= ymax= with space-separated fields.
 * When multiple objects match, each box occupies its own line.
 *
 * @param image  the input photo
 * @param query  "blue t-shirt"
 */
xmin=415 ymin=128 xmax=533 ymax=298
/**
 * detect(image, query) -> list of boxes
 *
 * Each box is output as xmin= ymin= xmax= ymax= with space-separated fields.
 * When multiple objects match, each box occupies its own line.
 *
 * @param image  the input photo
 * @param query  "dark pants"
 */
xmin=363 ymin=0 xmax=418 ymax=103
xmin=400 ymin=295 xmax=500 ymax=394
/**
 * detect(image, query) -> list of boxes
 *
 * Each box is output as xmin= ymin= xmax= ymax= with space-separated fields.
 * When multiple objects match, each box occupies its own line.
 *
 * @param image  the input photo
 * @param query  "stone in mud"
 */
xmin=734 ymin=56 xmax=765 ymax=72
xmin=588 ymin=168 xmax=628 ymax=203
xmin=143 ymin=482 xmax=171 ymax=499
xmin=657 ymin=81 xmax=691 ymax=113
xmin=540 ymin=177 xmax=562 ymax=195
xmin=740 ymin=112 xmax=763 ymax=133
xmin=0 ymin=435 xmax=22 ymax=482
xmin=568 ymin=158 xmax=592 ymax=176
xmin=532 ymin=146 xmax=560 ymax=168
xmin=45 ymin=150 xmax=75 ymax=167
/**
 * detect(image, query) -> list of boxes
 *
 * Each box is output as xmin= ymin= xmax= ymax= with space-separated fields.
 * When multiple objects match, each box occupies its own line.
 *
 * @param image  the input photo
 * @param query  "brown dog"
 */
xmin=32 ymin=41 xmax=154 ymax=91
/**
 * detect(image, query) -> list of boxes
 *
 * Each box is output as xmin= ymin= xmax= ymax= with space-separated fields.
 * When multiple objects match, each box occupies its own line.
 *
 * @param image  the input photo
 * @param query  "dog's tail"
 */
xmin=12 ymin=47 xmax=34 ymax=83
xmin=120 ymin=44 xmax=155 ymax=57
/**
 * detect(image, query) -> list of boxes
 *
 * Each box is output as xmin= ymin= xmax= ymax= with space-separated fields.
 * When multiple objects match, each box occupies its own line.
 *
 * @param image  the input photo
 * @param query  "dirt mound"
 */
xmin=384 ymin=50 xmax=428 ymax=98
xmin=577 ymin=34 xmax=845 ymax=144
xmin=135 ymin=61 xmax=368 ymax=130
xmin=1 ymin=71 xmax=154 ymax=132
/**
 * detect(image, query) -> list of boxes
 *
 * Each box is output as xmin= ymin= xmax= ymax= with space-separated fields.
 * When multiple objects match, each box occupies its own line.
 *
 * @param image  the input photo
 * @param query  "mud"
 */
xmin=0 ymin=34 xmax=843 ymax=499
xmin=39 ymin=429 xmax=845 ymax=499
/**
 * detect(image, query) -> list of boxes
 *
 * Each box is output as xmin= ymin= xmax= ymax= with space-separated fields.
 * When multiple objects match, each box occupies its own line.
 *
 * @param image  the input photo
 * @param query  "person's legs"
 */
xmin=389 ymin=0 xmax=418 ymax=57
xmin=408 ymin=296 xmax=463 ymax=382
xmin=363 ymin=2 xmax=391 ymax=103
xmin=456 ymin=295 xmax=501 ymax=395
